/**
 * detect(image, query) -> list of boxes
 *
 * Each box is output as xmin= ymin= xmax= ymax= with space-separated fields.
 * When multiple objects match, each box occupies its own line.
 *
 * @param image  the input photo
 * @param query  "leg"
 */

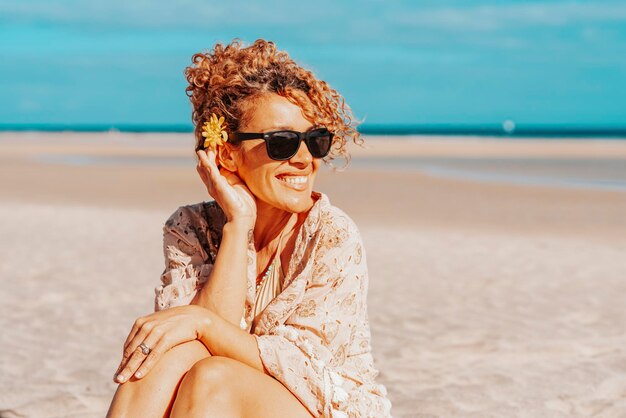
xmin=107 ymin=340 xmax=211 ymax=418
xmin=170 ymin=356 xmax=315 ymax=418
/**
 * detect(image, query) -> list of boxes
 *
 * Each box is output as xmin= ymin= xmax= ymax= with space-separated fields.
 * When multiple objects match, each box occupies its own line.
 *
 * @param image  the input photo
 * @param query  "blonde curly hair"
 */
xmin=184 ymin=38 xmax=364 ymax=168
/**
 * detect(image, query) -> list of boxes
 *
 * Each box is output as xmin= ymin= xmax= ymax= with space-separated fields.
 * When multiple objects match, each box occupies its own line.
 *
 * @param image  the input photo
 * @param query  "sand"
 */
xmin=1 ymin=132 xmax=626 ymax=417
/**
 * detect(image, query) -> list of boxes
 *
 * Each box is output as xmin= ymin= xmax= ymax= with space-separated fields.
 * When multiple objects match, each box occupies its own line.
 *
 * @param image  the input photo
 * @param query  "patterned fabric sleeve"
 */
xmin=154 ymin=204 xmax=215 ymax=312
xmin=253 ymin=213 xmax=393 ymax=418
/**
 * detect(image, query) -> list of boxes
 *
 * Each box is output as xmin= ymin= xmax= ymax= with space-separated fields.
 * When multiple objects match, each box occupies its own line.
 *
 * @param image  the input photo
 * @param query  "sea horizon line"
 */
xmin=1 ymin=123 xmax=626 ymax=139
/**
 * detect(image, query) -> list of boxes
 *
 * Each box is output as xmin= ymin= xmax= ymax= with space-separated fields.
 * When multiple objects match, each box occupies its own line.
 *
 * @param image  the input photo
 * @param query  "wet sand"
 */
xmin=1 ymin=132 xmax=626 ymax=417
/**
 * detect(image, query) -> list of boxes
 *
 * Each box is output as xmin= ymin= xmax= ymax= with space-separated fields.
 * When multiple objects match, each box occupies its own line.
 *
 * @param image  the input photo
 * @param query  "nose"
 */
xmin=289 ymin=139 xmax=313 ymax=166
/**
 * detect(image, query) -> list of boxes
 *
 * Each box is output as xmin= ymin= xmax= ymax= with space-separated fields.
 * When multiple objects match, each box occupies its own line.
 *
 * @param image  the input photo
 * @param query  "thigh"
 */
xmin=183 ymin=356 xmax=316 ymax=418
xmin=107 ymin=340 xmax=211 ymax=418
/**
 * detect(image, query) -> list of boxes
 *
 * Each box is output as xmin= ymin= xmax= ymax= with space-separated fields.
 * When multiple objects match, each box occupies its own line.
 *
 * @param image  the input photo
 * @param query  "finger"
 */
xmin=115 ymin=328 xmax=163 ymax=383
xmin=113 ymin=350 xmax=133 ymax=380
xmin=205 ymin=149 xmax=224 ymax=174
xmin=196 ymin=149 xmax=216 ymax=174
xmin=196 ymin=150 xmax=212 ymax=178
xmin=197 ymin=149 xmax=243 ymax=207
xmin=196 ymin=161 xmax=206 ymax=180
xmin=204 ymin=158 xmax=239 ymax=199
xmin=115 ymin=319 xmax=153 ymax=377
xmin=115 ymin=344 xmax=145 ymax=383
xmin=196 ymin=162 xmax=213 ymax=195
xmin=132 ymin=335 xmax=170 ymax=380
xmin=122 ymin=319 xmax=154 ymax=362
xmin=206 ymin=148 xmax=219 ymax=167
xmin=197 ymin=150 xmax=225 ymax=191
xmin=121 ymin=317 xmax=144 ymax=358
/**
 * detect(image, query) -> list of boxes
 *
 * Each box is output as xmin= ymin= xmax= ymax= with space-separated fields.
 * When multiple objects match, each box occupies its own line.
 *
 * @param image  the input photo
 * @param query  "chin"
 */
xmin=270 ymin=189 xmax=315 ymax=214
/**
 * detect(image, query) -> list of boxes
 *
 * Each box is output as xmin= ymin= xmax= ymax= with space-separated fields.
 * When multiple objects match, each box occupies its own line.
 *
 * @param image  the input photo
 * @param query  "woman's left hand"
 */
xmin=113 ymin=305 xmax=212 ymax=383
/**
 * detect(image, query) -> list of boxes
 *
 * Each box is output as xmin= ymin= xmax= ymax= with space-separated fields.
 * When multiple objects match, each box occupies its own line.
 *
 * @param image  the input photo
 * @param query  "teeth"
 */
xmin=278 ymin=175 xmax=308 ymax=185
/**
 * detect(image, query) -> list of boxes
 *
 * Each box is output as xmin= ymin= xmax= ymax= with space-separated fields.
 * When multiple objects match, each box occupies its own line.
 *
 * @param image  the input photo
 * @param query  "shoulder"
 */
xmin=162 ymin=200 xmax=226 ymax=262
xmin=307 ymin=199 xmax=368 ymax=291
xmin=164 ymin=200 xmax=226 ymax=232
xmin=317 ymin=201 xmax=362 ymax=245
xmin=313 ymin=199 xmax=365 ymax=265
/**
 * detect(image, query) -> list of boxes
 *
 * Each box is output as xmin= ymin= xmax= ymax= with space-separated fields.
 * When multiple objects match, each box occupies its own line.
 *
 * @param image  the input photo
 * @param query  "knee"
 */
xmin=158 ymin=340 xmax=210 ymax=374
xmin=179 ymin=356 xmax=239 ymax=399
xmin=124 ymin=340 xmax=210 ymax=389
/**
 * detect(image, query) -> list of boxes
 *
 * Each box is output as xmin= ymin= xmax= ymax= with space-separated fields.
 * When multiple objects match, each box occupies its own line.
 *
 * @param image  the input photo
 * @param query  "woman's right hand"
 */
xmin=196 ymin=149 xmax=257 ymax=228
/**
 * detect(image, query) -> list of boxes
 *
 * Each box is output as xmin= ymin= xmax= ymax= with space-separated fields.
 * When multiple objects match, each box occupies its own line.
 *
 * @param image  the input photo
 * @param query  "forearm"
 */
xmin=190 ymin=220 xmax=252 ymax=326
xmin=198 ymin=308 xmax=264 ymax=372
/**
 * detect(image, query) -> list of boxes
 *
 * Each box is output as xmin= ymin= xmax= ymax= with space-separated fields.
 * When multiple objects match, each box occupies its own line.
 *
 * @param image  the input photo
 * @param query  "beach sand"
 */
xmin=1 ymin=132 xmax=626 ymax=417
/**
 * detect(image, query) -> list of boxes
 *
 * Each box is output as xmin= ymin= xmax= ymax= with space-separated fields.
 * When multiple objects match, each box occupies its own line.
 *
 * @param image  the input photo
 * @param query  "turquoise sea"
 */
xmin=1 ymin=124 xmax=626 ymax=139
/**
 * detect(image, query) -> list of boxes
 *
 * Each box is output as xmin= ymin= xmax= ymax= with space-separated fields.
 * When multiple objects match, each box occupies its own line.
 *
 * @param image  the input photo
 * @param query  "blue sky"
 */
xmin=1 ymin=0 xmax=625 ymax=127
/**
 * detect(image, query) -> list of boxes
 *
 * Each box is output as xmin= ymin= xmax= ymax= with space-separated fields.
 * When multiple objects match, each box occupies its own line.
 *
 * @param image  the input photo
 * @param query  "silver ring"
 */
xmin=139 ymin=342 xmax=151 ymax=355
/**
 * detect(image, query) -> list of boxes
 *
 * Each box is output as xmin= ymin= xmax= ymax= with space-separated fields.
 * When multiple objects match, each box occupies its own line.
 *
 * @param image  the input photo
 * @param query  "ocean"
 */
xmin=1 ymin=124 xmax=626 ymax=139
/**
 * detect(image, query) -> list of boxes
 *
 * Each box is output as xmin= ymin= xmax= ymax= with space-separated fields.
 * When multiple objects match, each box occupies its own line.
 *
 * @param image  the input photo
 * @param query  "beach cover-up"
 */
xmin=154 ymin=191 xmax=393 ymax=418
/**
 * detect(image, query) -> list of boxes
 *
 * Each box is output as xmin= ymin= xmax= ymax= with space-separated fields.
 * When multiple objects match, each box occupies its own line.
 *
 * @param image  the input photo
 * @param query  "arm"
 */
xmin=197 ymin=305 xmax=265 ymax=371
xmin=119 ymin=152 xmax=261 ymax=382
xmin=190 ymin=148 xmax=256 ymax=327
xmin=189 ymin=219 xmax=252 ymax=327
xmin=155 ymin=149 xmax=256 ymax=328
xmin=121 ymin=214 xmax=263 ymax=381
xmin=154 ymin=208 xmax=251 ymax=328
xmin=115 ymin=302 xmax=264 ymax=383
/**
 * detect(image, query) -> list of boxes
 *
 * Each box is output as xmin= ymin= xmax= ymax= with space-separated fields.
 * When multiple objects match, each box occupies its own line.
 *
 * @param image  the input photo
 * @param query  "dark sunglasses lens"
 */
xmin=267 ymin=132 xmax=300 ymax=160
xmin=306 ymin=129 xmax=332 ymax=158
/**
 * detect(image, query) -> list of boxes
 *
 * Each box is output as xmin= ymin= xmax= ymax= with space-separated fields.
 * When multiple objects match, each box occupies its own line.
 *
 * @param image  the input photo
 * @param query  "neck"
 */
xmin=253 ymin=192 xmax=320 ymax=251
xmin=253 ymin=201 xmax=294 ymax=251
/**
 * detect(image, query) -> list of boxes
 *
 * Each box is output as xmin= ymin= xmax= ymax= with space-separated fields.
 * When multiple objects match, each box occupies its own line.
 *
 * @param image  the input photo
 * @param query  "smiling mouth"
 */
xmin=277 ymin=175 xmax=309 ymax=189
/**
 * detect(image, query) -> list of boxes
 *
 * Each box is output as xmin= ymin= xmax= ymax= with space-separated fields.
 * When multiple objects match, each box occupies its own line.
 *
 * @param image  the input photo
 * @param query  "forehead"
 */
xmin=241 ymin=93 xmax=314 ymax=131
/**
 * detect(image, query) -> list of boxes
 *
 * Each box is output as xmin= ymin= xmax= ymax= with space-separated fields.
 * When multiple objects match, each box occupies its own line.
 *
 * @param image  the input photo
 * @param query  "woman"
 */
xmin=107 ymin=38 xmax=392 ymax=418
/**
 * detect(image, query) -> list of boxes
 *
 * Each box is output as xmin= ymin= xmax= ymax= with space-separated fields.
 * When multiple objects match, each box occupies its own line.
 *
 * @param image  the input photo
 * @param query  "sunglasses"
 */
xmin=229 ymin=127 xmax=334 ymax=161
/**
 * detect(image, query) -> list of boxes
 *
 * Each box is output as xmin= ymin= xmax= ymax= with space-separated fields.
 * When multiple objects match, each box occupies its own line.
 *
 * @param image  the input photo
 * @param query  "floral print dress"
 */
xmin=154 ymin=191 xmax=393 ymax=418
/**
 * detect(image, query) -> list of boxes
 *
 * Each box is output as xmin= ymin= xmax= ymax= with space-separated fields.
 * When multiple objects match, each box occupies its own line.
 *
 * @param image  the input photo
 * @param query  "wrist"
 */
xmin=196 ymin=307 xmax=214 ymax=341
xmin=224 ymin=219 xmax=254 ymax=234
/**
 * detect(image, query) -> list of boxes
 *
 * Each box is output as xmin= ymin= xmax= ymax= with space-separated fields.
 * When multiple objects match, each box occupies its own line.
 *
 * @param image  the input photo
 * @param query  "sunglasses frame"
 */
xmin=229 ymin=127 xmax=334 ymax=161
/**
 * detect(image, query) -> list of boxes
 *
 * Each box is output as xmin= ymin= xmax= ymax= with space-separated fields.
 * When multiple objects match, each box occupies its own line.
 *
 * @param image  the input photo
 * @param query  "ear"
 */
xmin=216 ymin=143 xmax=238 ymax=172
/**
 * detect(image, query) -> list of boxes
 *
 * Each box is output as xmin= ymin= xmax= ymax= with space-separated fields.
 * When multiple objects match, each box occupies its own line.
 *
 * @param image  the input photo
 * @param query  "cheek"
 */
xmin=249 ymin=167 xmax=276 ymax=192
xmin=238 ymin=153 xmax=280 ymax=194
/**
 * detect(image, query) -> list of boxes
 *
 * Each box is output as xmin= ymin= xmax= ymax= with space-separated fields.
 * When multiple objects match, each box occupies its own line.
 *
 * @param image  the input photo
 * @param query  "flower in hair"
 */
xmin=201 ymin=113 xmax=229 ymax=150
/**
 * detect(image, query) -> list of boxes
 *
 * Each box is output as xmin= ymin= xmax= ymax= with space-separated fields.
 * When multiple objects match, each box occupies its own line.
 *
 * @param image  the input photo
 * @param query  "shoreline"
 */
xmin=1 ymin=132 xmax=625 ymax=238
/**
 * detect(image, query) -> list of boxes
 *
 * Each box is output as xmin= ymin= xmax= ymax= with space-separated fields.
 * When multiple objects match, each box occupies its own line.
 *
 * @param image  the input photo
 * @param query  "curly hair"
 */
xmin=184 ymin=38 xmax=364 ymax=168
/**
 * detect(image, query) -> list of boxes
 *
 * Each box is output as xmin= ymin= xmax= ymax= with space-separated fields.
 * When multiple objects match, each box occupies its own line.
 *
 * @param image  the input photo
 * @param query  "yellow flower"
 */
xmin=201 ymin=113 xmax=229 ymax=150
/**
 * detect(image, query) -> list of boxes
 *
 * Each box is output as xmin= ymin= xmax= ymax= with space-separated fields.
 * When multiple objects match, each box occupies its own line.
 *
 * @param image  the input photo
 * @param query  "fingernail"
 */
xmin=135 ymin=371 xmax=142 ymax=378
xmin=116 ymin=374 xmax=125 ymax=382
